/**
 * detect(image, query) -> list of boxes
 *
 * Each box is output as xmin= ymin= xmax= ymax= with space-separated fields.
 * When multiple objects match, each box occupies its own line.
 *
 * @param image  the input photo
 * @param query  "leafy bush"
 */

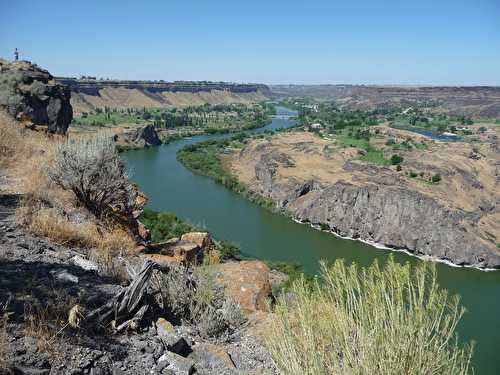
xmin=139 ymin=208 xmax=195 ymax=242
xmin=390 ymin=154 xmax=404 ymax=165
xmin=218 ymin=240 xmax=241 ymax=260
xmin=432 ymin=173 xmax=442 ymax=183
xmin=267 ymin=257 xmax=473 ymax=375
xmin=46 ymin=135 xmax=139 ymax=220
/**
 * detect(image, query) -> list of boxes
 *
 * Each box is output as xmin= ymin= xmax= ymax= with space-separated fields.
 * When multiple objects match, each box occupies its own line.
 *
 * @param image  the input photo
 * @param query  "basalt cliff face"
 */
xmin=233 ymin=131 xmax=500 ymax=269
xmin=56 ymin=77 xmax=271 ymax=114
xmin=0 ymin=60 xmax=72 ymax=134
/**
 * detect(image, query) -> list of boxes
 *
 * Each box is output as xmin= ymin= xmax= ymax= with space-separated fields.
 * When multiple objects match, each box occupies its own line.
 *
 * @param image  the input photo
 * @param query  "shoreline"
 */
xmin=291 ymin=218 xmax=498 ymax=272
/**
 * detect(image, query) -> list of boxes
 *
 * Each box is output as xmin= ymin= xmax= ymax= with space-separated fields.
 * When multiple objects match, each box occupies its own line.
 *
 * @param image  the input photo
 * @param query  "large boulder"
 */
xmin=215 ymin=261 xmax=272 ymax=313
xmin=0 ymin=59 xmax=73 ymax=134
xmin=180 ymin=232 xmax=212 ymax=249
xmin=114 ymin=124 xmax=161 ymax=149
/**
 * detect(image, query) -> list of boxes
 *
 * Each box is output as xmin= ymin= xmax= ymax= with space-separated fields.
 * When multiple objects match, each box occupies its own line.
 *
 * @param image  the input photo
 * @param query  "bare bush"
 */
xmin=221 ymin=297 xmax=245 ymax=328
xmin=46 ymin=135 xmax=140 ymax=222
xmin=267 ymin=256 xmax=473 ymax=375
xmin=154 ymin=264 xmax=244 ymax=340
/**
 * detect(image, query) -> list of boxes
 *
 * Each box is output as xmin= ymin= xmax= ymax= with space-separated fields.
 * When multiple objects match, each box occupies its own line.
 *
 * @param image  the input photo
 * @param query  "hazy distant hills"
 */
xmin=270 ymin=84 xmax=500 ymax=118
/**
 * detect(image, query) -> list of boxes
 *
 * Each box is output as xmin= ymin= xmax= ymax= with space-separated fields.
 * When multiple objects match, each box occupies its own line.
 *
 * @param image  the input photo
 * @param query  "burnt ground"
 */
xmin=0 ymin=193 xmax=276 ymax=375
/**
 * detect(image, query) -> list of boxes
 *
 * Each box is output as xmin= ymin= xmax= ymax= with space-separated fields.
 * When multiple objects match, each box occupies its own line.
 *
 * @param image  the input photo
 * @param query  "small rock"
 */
xmin=71 ymin=255 xmax=98 ymax=272
xmin=156 ymin=318 xmax=191 ymax=356
xmin=188 ymin=343 xmax=236 ymax=372
xmin=52 ymin=270 xmax=79 ymax=283
xmin=157 ymin=351 xmax=195 ymax=375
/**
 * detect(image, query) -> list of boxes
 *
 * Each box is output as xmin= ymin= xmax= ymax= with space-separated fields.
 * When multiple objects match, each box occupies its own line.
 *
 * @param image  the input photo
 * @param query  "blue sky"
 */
xmin=1 ymin=0 xmax=499 ymax=85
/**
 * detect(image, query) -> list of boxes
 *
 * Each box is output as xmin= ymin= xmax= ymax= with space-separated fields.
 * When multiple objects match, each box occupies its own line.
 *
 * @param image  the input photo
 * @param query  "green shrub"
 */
xmin=267 ymin=257 xmax=473 ymax=375
xmin=390 ymin=154 xmax=404 ymax=165
xmin=139 ymin=208 xmax=195 ymax=242
xmin=218 ymin=240 xmax=241 ymax=260
xmin=319 ymin=223 xmax=330 ymax=231
xmin=432 ymin=173 xmax=442 ymax=183
xmin=409 ymin=170 xmax=418 ymax=178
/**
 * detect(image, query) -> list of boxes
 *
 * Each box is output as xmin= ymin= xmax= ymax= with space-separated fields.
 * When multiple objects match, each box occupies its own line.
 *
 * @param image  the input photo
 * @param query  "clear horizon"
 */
xmin=1 ymin=0 xmax=499 ymax=86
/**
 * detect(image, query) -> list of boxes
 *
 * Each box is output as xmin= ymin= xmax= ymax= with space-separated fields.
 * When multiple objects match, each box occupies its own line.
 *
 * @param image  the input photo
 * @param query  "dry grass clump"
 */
xmin=0 ymin=111 xmax=25 ymax=168
xmin=0 ymin=301 xmax=10 ymax=372
xmin=267 ymin=257 xmax=473 ymax=375
xmin=23 ymin=282 xmax=77 ymax=355
xmin=17 ymin=204 xmax=99 ymax=247
xmin=89 ymin=227 xmax=138 ymax=280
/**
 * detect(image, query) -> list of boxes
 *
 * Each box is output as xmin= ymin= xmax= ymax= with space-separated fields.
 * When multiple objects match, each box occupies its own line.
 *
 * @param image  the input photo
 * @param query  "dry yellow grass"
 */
xmin=0 ymin=109 xmax=137 ymax=265
xmin=0 ymin=301 xmax=9 ymax=372
xmin=23 ymin=285 xmax=76 ymax=355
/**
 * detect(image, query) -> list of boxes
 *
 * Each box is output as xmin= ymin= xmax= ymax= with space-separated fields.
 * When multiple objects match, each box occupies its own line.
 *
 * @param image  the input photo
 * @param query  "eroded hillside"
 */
xmin=231 ymin=127 xmax=500 ymax=268
xmin=56 ymin=78 xmax=270 ymax=114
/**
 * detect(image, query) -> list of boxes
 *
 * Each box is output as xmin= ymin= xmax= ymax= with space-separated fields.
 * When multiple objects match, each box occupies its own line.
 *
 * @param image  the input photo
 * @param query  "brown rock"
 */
xmin=180 ymin=232 xmax=212 ymax=249
xmin=137 ymin=221 xmax=150 ymax=241
xmin=143 ymin=253 xmax=180 ymax=266
xmin=215 ymin=261 xmax=272 ymax=313
xmin=169 ymin=241 xmax=201 ymax=263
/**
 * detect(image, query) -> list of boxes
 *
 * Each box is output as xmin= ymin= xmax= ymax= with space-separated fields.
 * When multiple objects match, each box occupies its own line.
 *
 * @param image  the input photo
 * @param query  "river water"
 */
xmin=122 ymin=107 xmax=500 ymax=374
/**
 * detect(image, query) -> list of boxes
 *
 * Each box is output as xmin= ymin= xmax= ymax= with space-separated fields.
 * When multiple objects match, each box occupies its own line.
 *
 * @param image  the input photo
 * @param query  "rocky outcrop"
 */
xmin=0 ymin=59 xmax=72 ymax=134
xmin=115 ymin=124 xmax=161 ymax=149
xmin=144 ymin=232 xmax=212 ymax=265
xmin=252 ymin=151 xmax=500 ymax=269
xmin=215 ymin=261 xmax=273 ymax=313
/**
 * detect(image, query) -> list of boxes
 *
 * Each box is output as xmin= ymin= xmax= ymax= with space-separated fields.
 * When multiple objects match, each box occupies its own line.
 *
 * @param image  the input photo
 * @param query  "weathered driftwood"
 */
xmin=85 ymin=260 xmax=156 ymax=330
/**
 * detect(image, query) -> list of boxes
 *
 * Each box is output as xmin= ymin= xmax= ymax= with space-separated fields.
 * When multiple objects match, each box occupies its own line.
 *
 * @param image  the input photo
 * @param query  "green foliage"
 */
xmin=267 ymin=257 xmax=473 ymax=375
xmin=359 ymin=149 xmax=390 ymax=166
xmin=409 ymin=170 xmax=418 ymax=178
xmin=139 ymin=208 xmax=195 ymax=242
xmin=218 ymin=240 xmax=242 ymax=260
xmin=390 ymin=154 xmax=404 ymax=165
xmin=431 ymin=173 xmax=442 ymax=183
xmin=319 ymin=223 xmax=329 ymax=231
xmin=177 ymin=140 xmax=276 ymax=211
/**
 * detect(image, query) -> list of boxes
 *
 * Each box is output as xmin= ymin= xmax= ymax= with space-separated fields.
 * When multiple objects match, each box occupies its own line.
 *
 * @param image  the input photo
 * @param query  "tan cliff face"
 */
xmin=230 ymin=128 xmax=500 ymax=268
xmin=54 ymin=78 xmax=270 ymax=114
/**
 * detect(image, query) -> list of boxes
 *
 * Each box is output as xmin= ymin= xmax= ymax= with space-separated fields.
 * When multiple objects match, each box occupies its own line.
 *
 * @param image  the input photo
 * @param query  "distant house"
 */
xmin=308 ymin=123 xmax=323 ymax=131
xmin=401 ymin=107 xmax=413 ymax=115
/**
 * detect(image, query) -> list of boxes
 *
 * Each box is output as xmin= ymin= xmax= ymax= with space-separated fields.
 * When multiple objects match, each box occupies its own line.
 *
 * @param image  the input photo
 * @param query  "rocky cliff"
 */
xmin=232 ymin=131 xmax=500 ymax=269
xmin=114 ymin=124 xmax=162 ymax=149
xmin=0 ymin=59 xmax=73 ymax=134
xmin=55 ymin=77 xmax=271 ymax=113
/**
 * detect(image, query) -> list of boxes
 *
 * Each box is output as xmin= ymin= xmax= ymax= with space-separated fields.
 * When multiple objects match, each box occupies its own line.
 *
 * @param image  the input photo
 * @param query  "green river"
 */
xmin=122 ymin=107 xmax=500 ymax=374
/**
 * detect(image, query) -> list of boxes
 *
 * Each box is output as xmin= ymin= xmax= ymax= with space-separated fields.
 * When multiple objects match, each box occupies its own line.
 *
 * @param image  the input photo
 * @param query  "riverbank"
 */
xmin=176 ymin=127 xmax=500 ymax=269
xmin=122 ymin=106 xmax=500 ymax=374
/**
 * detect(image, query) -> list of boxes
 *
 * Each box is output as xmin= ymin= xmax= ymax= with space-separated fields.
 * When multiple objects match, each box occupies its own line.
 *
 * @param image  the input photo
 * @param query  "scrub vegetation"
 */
xmin=177 ymin=136 xmax=276 ymax=210
xmin=267 ymin=257 xmax=473 ymax=375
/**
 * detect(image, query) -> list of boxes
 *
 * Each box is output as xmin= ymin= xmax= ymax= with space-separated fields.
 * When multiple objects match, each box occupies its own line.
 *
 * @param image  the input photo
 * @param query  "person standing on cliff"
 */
xmin=14 ymin=48 xmax=19 ymax=61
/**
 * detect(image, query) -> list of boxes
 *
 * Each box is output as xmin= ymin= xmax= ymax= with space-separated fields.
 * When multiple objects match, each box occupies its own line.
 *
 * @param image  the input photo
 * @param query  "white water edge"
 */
xmin=291 ymin=218 xmax=498 ymax=272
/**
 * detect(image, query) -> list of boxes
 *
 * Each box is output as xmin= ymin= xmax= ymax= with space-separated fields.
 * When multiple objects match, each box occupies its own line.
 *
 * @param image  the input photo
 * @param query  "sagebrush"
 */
xmin=46 ymin=135 xmax=140 ymax=222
